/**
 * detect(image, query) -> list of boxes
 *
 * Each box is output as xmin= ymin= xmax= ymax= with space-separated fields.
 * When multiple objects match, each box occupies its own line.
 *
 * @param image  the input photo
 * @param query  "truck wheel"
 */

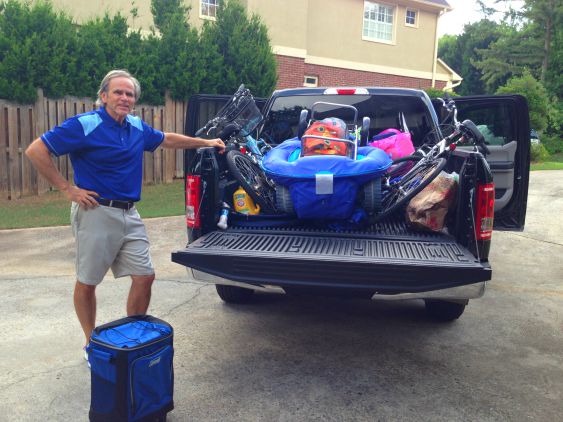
xmin=216 ymin=284 xmax=254 ymax=304
xmin=424 ymin=299 xmax=466 ymax=321
xmin=275 ymin=186 xmax=294 ymax=214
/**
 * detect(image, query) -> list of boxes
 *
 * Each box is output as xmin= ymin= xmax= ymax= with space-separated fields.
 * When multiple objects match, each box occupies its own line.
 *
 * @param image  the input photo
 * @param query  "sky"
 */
xmin=438 ymin=0 xmax=525 ymax=37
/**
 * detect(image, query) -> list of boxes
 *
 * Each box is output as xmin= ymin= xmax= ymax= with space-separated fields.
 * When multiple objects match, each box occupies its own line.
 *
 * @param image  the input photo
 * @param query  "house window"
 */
xmin=201 ymin=0 xmax=219 ymax=19
xmin=405 ymin=9 xmax=418 ymax=27
xmin=363 ymin=1 xmax=395 ymax=43
xmin=304 ymin=76 xmax=318 ymax=87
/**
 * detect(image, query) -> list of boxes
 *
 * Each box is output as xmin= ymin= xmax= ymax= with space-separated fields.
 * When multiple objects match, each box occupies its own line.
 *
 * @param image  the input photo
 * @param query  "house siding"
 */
xmin=42 ymin=0 xmax=456 ymax=90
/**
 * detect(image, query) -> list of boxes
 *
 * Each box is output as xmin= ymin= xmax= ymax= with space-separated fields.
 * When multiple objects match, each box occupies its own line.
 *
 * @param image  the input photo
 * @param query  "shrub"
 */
xmin=423 ymin=88 xmax=458 ymax=99
xmin=530 ymin=143 xmax=550 ymax=162
xmin=0 ymin=0 xmax=278 ymax=104
xmin=540 ymin=134 xmax=563 ymax=155
xmin=496 ymin=70 xmax=549 ymax=133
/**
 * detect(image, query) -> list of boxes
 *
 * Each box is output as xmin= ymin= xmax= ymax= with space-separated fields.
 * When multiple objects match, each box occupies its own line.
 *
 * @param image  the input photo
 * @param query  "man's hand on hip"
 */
xmin=64 ymin=186 xmax=99 ymax=209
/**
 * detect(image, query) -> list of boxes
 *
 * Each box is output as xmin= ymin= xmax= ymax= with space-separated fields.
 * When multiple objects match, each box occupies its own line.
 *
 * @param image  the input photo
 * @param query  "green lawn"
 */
xmin=0 ymin=180 xmax=185 ymax=230
xmin=531 ymin=152 xmax=563 ymax=170
xmin=2 ymin=155 xmax=562 ymax=230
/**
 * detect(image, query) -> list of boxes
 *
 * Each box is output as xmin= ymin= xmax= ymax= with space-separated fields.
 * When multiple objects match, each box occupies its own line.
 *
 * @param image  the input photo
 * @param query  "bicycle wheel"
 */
xmin=376 ymin=157 xmax=447 ymax=221
xmin=387 ymin=154 xmax=420 ymax=178
xmin=226 ymin=150 xmax=277 ymax=214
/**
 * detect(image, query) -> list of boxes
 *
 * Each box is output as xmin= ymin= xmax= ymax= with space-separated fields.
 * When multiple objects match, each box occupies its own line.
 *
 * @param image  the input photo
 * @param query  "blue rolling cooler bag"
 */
xmin=87 ymin=315 xmax=174 ymax=422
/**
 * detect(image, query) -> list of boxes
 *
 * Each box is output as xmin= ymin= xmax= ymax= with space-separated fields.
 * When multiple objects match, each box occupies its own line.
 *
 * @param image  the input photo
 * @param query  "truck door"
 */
xmin=434 ymin=95 xmax=530 ymax=230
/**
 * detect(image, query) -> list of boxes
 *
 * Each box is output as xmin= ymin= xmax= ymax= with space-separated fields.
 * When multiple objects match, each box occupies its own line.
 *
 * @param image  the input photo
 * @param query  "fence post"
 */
xmin=175 ymin=100 xmax=185 ymax=179
xmin=7 ymin=106 xmax=20 ymax=199
xmin=0 ymin=100 xmax=9 ymax=199
xmin=20 ymin=104 xmax=33 ymax=196
xmin=163 ymin=92 xmax=175 ymax=183
xmin=35 ymin=88 xmax=51 ymax=195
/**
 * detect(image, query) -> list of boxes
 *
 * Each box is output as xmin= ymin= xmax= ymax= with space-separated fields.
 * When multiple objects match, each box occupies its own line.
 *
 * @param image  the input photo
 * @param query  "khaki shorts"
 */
xmin=70 ymin=202 xmax=154 ymax=285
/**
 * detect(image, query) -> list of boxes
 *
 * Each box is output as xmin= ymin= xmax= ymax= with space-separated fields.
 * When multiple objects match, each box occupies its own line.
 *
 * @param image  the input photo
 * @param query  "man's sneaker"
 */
xmin=83 ymin=346 xmax=91 ymax=368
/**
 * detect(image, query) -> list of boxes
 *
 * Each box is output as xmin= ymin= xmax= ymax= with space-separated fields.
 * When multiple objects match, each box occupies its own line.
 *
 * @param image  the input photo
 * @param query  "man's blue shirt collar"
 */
xmin=98 ymin=106 xmax=129 ymax=128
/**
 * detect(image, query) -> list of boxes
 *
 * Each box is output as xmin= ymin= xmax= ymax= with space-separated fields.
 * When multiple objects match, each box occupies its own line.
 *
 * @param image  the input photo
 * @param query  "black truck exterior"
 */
xmin=172 ymin=87 xmax=530 ymax=321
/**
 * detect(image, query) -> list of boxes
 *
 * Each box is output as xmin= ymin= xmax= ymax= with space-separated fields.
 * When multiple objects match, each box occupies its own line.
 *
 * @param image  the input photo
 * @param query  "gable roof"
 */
xmin=413 ymin=0 xmax=452 ymax=10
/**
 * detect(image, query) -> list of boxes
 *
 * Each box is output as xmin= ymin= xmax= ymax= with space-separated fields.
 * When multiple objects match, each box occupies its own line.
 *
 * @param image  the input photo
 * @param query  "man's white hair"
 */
xmin=96 ymin=69 xmax=141 ymax=107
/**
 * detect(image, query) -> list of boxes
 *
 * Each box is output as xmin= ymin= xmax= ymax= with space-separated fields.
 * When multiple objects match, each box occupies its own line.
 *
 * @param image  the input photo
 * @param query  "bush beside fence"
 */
xmin=0 ymin=89 xmax=186 ymax=200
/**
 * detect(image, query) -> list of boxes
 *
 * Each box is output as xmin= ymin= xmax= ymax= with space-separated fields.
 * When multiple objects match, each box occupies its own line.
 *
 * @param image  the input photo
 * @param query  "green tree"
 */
xmin=149 ymin=1 xmax=206 ymax=101
xmin=474 ymin=24 xmax=541 ymax=92
xmin=437 ymin=34 xmax=458 ymax=73
xmin=0 ymin=0 xmax=278 ymax=105
xmin=423 ymin=87 xmax=457 ymax=99
xmin=438 ymin=20 xmax=503 ymax=95
xmin=496 ymin=69 xmax=549 ymax=132
xmin=202 ymin=0 xmax=277 ymax=97
xmin=520 ymin=0 xmax=561 ymax=84
xmin=473 ymin=0 xmax=561 ymax=95
xmin=72 ymin=13 xmax=132 ymax=98
xmin=0 ymin=0 xmax=78 ymax=102
xmin=121 ymin=30 xmax=162 ymax=104
xmin=158 ymin=13 xmax=204 ymax=100
xmin=197 ymin=20 xmax=224 ymax=94
xmin=150 ymin=0 xmax=188 ymax=33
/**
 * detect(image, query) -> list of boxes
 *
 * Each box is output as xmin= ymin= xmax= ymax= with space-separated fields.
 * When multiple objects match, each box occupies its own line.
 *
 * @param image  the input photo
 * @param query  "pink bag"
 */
xmin=369 ymin=129 xmax=415 ymax=160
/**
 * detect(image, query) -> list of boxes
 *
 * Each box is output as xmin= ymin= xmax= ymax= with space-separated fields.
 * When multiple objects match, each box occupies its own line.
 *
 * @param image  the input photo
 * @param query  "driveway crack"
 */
xmin=159 ymin=284 xmax=209 ymax=318
xmin=507 ymin=232 xmax=563 ymax=247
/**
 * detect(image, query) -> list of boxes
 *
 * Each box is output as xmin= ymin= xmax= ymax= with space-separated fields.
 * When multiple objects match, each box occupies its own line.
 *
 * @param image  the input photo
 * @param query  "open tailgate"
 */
xmin=172 ymin=225 xmax=491 ymax=294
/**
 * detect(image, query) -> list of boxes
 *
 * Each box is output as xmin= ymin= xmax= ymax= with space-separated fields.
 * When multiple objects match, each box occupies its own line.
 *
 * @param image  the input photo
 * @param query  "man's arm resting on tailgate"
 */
xmin=161 ymin=133 xmax=225 ymax=153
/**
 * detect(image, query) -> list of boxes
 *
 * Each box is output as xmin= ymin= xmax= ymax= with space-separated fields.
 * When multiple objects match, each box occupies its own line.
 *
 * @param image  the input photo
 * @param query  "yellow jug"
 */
xmin=233 ymin=186 xmax=260 ymax=215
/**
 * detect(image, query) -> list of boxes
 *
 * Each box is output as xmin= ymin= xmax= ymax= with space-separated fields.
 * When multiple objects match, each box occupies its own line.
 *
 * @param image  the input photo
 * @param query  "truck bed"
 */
xmin=171 ymin=218 xmax=491 ymax=294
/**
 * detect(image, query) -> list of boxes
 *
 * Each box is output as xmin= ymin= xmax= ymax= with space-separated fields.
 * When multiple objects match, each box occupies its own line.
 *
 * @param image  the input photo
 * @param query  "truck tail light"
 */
xmin=475 ymin=183 xmax=495 ymax=240
xmin=323 ymin=88 xmax=369 ymax=95
xmin=186 ymin=175 xmax=201 ymax=229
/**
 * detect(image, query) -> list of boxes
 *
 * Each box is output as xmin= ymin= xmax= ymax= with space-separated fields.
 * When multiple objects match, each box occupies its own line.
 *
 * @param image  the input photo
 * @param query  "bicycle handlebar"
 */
xmin=218 ymin=123 xmax=240 ymax=141
xmin=460 ymin=119 xmax=490 ymax=155
xmin=435 ymin=96 xmax=489 ymax=156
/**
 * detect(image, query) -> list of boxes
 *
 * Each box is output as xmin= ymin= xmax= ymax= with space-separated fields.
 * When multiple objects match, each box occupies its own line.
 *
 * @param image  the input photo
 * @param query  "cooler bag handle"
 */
xmin=93 ymin=314 xmax=170 ymax=335
xmin=90 ymin=348 xmax=113 ymax=363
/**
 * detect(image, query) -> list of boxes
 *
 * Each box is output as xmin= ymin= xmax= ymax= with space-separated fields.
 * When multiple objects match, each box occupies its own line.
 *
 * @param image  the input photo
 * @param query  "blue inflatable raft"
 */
xmin=262 ymin=138 xmax=392 ymax=219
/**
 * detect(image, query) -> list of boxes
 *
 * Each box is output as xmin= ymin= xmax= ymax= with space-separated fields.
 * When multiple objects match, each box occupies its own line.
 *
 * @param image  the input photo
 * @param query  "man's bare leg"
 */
xmin=74 ymin=281 xmax=97 ymax=345
xmin=127 ymin=274 xmax=155 ymax=316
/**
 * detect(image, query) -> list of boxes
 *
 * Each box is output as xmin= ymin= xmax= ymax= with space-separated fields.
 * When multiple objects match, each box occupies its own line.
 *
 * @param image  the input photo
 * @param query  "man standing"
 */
xmin=25 ymin=69 xmax=225 ymax=357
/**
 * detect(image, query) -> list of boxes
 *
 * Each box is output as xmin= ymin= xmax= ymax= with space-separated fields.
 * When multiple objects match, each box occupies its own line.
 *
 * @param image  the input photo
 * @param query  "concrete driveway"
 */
xmin=1 ymin=171 xmax=562 ymax=421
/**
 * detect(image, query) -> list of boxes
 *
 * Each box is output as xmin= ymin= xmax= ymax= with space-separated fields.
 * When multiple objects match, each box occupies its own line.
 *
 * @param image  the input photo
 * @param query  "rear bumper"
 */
xmin=190 ymin=269 xmax=487 ymax=301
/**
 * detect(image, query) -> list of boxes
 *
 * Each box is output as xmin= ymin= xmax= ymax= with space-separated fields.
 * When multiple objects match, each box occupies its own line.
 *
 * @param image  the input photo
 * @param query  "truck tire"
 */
xmin=424 ymin=299 xmax=466 ymax=321
xmin=275 ymin=185 xmax=294 ymax=214
xmin=216 ymin=284 xmax=254 ymax=304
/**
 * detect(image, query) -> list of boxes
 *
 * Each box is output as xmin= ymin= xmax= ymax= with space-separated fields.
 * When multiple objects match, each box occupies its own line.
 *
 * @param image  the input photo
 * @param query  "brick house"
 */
xmin=47 ymin=0 xmax=461 ymax=90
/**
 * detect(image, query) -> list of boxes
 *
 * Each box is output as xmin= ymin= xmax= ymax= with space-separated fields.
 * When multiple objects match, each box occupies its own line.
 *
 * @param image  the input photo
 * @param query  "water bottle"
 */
xmin=217 ymin=203 xmax=230 ymax=229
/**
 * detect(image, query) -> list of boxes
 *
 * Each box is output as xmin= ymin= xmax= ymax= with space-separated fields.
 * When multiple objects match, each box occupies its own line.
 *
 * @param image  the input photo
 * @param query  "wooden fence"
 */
xmin=0 ymin=89 xmax=187 ymax=200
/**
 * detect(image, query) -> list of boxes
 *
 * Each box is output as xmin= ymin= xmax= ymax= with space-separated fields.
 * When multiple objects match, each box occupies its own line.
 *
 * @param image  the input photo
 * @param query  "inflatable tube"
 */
xmin=261 ymin=138 xmax=392 ymax=220
xmin=261 ymin=138 xmax=392 ymax=185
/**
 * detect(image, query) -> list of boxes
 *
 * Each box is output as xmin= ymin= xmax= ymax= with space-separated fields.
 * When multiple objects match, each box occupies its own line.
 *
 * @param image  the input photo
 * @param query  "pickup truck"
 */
xmin=172 ymin=87 xmax=530 ymax=321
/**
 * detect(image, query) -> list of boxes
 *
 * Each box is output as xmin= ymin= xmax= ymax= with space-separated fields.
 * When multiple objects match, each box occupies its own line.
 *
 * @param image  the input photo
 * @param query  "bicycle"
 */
xmin=374 ymin=96 xmax=490 ymax=221
xmin=195 ymin=85 xmax=277 ymax=214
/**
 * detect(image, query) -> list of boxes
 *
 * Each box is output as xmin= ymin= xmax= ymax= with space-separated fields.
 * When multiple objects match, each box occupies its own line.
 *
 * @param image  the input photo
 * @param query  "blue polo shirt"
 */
xmin=41 ymin=107 xmax=164 ymax=202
